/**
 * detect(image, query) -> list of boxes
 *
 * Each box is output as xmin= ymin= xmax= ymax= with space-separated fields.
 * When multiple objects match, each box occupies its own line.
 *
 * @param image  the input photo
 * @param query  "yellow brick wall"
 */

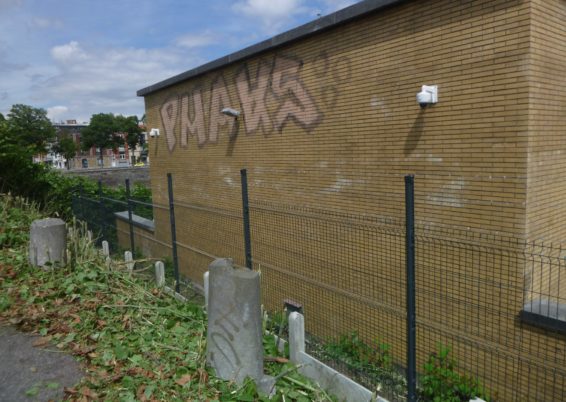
xmin=527 ymin=0 xmax=566 ymax=244
xmin=145 ymin=0 xmax=530 ymax=235
xmin=116 ymin=219 xmax=171 ymax=261
xmin=139 ymin=0 xmax=566 ymax=399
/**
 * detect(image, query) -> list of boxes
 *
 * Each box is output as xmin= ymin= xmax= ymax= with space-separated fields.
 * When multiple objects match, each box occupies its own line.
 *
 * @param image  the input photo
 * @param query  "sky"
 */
xmin=0 ymin=0 xmax=359 ymax=123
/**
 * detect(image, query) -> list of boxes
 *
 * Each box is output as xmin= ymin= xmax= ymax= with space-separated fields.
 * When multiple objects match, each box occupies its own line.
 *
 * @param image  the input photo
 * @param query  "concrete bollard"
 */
xmin=124 ymin=251 xmax=134 ymax=271
xmin=203 ymin=271 xmax=209 ymax=309
xmin=289 ymin=312 xmax=305 ymax=363
xmin=29 ymin=218 xmax=67 ymax=268
xmin=102 ymin=241 xmax=110 ymax=257
xmin=206 ymin=258 xmax=263 ymax=384
xmin=87 ymin=230 xmax=93 ymax=242
xmin=155 ymin=261 xmax=165 ymax=287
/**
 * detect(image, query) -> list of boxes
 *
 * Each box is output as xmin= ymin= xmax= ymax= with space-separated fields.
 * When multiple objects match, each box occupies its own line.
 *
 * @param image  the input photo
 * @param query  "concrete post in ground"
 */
xmin=102 ymin=241 xmax=110 ymax=257
xmin=289 ymin=312 xmax=305 ymax=363
xmin=155 ymin=261 xmax=165 ymax=287
xmin=124 ymin=251 xmax=134 ymax=271
xmin=206 ymin=258 xmax=263 ymax=384
xmin=203 ymin=271 xmax=209 ymax=309
xmin=87 ymin=230 xmax=93 ymax=242
xmin=29 ymin=218 xmax=67 ymax=268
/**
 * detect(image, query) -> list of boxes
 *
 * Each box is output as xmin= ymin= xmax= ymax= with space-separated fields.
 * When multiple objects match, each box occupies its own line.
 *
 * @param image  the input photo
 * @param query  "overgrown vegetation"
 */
xmin=0 ymin=194 xmax=334 ymax=401
xmin=420 ymin=344 xmax=492 ymax=402
xmin=316 ymin=331 xmax=406 ymax=400
xmin=314 ymin=331 xmax=493 ymax=401
xmin=0 ymin=104 xmax=151 ymax=221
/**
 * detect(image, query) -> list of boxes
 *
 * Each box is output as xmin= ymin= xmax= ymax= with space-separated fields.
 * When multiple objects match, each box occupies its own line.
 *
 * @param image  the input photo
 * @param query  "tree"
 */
xmin=81 ymin=113 xmax=122 ymax=167
xmin=52 ymin=130 xmax=77 ymax=170
xmin=0 ymin=105 xmax=48 ymax=196
xmin=115 ymin=115 xmax=142 ymax=152
xmin=6 ymin=104 xmax=56 ymax=154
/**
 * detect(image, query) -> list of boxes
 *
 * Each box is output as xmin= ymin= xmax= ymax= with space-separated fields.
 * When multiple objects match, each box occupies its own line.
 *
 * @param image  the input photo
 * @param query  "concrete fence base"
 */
xmin=29 ymin=218 xmax=67 ymax=268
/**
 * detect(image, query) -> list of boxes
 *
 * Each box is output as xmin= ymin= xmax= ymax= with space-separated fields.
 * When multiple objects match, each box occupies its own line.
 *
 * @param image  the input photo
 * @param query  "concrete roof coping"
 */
xmin=115 ymin=211 xmax=155 ymax=232
xmin=137 ymin=0 xmax=406 ymax=97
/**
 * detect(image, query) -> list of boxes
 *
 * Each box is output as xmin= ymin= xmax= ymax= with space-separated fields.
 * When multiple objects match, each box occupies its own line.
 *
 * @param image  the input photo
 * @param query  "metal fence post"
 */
xmin=125 ymin=179 xmax=135 ymax=257
xmin=78 ymin=183 xmax=84 ymax=221
xmin=405 ymin=174 xmax=417 ymax=402
xmin=240 ymin=169 xmax=252 ymax=269
xmin=97 ymin=180 xmax=104 ymax=239
xmin=167 ymin=173 xmax=181 ymax=293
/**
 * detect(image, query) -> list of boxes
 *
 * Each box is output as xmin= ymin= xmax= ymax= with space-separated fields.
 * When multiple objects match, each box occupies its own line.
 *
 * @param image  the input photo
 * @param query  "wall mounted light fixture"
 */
xmin=221 ymin=108 xmax=241 ymax=119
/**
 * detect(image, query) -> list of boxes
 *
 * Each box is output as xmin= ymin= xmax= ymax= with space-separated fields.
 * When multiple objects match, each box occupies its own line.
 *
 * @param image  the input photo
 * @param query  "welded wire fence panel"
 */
xmin=72 ymin=194 xmax=126 ymax=253
xmin=172 ymin=201 xmax=245 ymax=284
xmin=249 ymin=200 xmax=408 ymax=400
xmin=69 ymin=169 xmax=566 ymax=402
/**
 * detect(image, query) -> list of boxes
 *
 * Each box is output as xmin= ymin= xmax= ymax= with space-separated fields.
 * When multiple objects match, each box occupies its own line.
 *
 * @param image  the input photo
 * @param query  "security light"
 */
xmin=221 ymin=108 xmax=241 ymax=119
xmin=416 ymin=85 xmax=438 ymax=108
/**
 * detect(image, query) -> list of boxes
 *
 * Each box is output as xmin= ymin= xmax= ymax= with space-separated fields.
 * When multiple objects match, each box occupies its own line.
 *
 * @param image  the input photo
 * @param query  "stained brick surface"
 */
xmin=134 ymin=0 xmax=566 ymax=399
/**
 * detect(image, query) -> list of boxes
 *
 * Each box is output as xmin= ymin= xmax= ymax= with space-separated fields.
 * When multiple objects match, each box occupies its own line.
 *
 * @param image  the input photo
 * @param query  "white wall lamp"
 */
xmin=416 ymin=85 xmax=438 ymax=108
xmin=221 ymin=108 xmax=241 ymax=119
xmin=149 ymin=128 xmax=160 ymax=137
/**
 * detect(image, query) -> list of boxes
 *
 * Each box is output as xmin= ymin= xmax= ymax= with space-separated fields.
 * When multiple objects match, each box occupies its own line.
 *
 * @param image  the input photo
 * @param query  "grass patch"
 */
xmin=0 ymin=194 xmax=335 ymax=401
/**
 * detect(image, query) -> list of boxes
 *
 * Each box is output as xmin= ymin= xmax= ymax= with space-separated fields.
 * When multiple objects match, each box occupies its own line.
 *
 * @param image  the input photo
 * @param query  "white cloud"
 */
xmin=175 ymin=31 xmax=218 ymax=49
xmin=51 ymin=41 xmax=88 ymax=62
xmin=47 ymin=105 xmax=68 ymax=121
xmin=33 ymin=41 xmax=204 ymax=121
xmin=232 ymin=0 xmax=308 ymax=33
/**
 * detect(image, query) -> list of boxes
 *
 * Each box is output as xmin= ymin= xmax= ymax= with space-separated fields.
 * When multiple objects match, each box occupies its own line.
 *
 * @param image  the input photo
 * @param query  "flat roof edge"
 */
xmin=137 ymin=0 xmax=406 ymax=97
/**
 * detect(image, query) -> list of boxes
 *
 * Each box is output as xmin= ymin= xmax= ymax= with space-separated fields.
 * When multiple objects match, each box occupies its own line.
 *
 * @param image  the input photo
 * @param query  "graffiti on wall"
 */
xmin=160 ymin=54 xmax=324 ymax=152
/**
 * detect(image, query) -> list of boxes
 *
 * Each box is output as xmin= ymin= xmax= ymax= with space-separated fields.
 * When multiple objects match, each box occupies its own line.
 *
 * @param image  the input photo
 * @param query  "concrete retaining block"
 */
xmin=155 ymin=261 xmax=165 ymax=287
xmin=124 ymin=251 xmax=134 ymax=271
xmin=102 ymin=241 xmax=110 ymax=257
xmin=206 ymin=258 xmax=263 ymax=384
xmin=29 ymin=218 xmax=67 ymax=268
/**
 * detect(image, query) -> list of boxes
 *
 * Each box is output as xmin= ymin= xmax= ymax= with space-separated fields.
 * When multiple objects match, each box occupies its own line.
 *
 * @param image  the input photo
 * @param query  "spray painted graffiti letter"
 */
xmin=236 ymin=61 xmax=273 ymax=135
xmin=160 ymin=95 xmax=179 ymax=152
xmin=208 ymin=75 xmax=234 ymax=143
xmin=272 ymin=56 xmax=322 ymax=132
xmin=180 ymin=88 xmax=207 ymax=147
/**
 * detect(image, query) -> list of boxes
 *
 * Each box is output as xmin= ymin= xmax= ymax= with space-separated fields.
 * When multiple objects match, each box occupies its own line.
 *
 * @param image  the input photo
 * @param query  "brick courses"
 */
xmin=135 ymin=0 xmax=566 ymax=399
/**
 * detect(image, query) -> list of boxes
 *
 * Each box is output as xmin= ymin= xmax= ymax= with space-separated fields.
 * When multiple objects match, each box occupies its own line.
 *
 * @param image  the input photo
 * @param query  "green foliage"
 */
xmin=0 ymin=195 xmax=42 ymax=248
xmin=0 ymin=104 xmax=150 ymax=220
xmin=318 ymin=331 xmax=405 ymax=399
xmin=81 ymin=113 xmax=142 ymax=167
xmin=0 ymin=200 xmax=335 ymax=401
xmin=80 ymin=113 xmax=121 ymax=167
xmin=420 ymin=344 xmax=490 ymax=402
xmin=0 ymin=105 xmax=54 ymax=200
xmin=324 ymin=331 xmax=392 ymax=370
xmin=0 ymin=133 xmax=51 ymax=199
xmin=5 ymin=104 xmax=56 ymax=154
xmin=115 ymin=114 xmax=142 ymax=150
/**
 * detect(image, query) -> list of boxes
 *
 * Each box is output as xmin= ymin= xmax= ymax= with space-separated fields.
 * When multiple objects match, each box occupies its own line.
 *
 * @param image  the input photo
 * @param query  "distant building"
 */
xmin=52 ymin=120 xmax=91 ymax=169
xmin=37 ymin=120 xmax=147 ymax=169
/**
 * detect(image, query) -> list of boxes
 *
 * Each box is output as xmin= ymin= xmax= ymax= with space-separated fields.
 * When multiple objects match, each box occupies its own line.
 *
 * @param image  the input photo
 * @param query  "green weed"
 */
xmin=0 ymin=195 xmax=334 ymax=401
xmin=420 ymin=344 xmax=492 ymax=402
